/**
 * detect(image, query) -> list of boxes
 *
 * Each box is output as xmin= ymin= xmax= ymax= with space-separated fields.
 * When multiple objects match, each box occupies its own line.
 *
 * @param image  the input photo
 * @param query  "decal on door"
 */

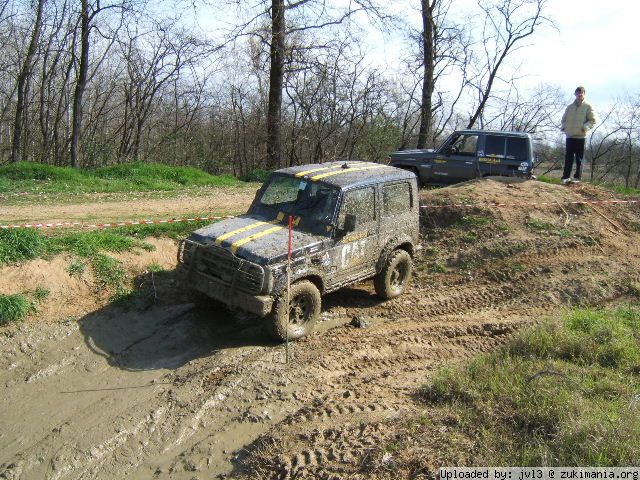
xmin=340 ymin=237 xmax=370 ymax=268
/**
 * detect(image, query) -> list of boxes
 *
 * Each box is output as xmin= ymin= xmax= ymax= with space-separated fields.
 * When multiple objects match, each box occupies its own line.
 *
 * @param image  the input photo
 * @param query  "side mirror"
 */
xmin=341 ymin=213 xmax=357 ymax=235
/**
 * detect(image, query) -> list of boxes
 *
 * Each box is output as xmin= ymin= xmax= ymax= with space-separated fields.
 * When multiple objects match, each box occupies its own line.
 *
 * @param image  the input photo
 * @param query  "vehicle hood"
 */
xmin=188 ymin=215 xmax=330 ymax=265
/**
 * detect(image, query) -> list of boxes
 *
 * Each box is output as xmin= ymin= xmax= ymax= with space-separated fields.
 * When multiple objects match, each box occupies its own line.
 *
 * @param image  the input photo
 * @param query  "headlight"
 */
xmin=178 ymin=239 xmax=197 ymax=264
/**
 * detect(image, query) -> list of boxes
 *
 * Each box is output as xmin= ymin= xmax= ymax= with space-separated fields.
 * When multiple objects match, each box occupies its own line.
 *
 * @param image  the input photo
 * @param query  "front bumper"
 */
xmin=177 ymin=266 xmax=274 ymax=317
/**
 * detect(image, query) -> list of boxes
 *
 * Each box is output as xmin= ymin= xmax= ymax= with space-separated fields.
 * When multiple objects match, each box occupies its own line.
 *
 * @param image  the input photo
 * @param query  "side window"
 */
xmin=454 ymin=134 xmax=479 ymax=155
xmin=506 ymin=137 xmax=528 ymax=160
xmin=484 ymin=136 xmax=505 ymax=157
xmin=338 ymin=187 xmax=375 ymax=229
xmin=383 ymin=182 xmax=411 ymax=215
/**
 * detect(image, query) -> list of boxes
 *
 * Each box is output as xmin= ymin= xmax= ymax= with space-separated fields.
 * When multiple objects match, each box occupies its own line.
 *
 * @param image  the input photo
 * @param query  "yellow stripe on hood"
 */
xmin=215 ymin=212 xmax=285 ymax=246
xmin=231 ymin=226 xmax=284 ymax=254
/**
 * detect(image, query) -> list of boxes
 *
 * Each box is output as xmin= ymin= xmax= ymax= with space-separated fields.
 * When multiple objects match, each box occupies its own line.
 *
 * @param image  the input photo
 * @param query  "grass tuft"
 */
xmin=0 ymin=221 xmax=209 ymax=266
xmin=67 ymin=259 xmax=86 ymax=277
xmin=33 ymin=287 xmax=50 ymax=302
xmin=0 ymin=293 xmax=33 ymax=325
xmin=93 ymin=162 xmax=240 ymax=189
xmin=0 ymin=229 xmax=45 ymax=264
xmin=91 ymin=254 xmax=126 ymax=296
xmin=0 ymin=161 xmax=245 ymax=195
xmin=47 ymin=230 xmax=153 ymax=257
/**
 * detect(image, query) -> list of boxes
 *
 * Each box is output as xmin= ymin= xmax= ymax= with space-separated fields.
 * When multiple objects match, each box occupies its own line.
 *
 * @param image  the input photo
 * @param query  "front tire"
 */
xmin=374 ymin=250 xmax=413 ymax=299
xmin=398 ymin=166 xmax=422 ymax=188
xmin=268 ymin=280 xmax=321 ymax=341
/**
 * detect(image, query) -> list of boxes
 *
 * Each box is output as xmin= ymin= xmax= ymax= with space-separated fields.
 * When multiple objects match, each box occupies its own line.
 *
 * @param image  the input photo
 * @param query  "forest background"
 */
xmin=1 ymin=0 xmax=639 ymax=187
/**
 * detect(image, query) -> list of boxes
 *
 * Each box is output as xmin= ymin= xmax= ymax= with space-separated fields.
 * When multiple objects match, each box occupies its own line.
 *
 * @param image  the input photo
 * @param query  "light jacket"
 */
xmin=561 ymin=100 xmax=597 ymax=138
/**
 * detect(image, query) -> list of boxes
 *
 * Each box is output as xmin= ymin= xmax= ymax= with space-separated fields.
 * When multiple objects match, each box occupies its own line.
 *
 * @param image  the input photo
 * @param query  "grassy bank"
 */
xmin=374 ymin=306 xmax=640 ymax=473
xmin=0 ymin=161 xmax=245 ymax=194
xmin=0 ymin=222 xmax=212 ymax=317
xmin=0 ymin=221 xmax=210 ymax=266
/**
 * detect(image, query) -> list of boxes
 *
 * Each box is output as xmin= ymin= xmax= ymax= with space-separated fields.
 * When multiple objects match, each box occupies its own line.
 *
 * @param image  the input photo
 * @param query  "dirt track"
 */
xmin=0 ymin=185 xmax=259 ymax=224
xmin=1 ymin=178 xmax=640 ymax=479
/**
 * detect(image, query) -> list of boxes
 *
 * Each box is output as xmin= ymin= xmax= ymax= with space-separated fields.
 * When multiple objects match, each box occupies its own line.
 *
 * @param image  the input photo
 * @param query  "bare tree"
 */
xmin=466 ymin=0 xmax=550 ymax=129
xmin=416 ymin=0 xmax=435 ymax=149
xmin=266 ymin=0 xmax=284 ymax=169
xmin=482 ymin=82 xmax=564 ymax=134
xmin=229 ymin=0 xmax=388 ymax=169
xmin=11 ymin=0 xmax=46 ymax=163
xmin=405 ymin=0 xmax=472 ymax=149
xmin=70 ymin=0 xmax=129 ymax=168
xmin=116 ymin=20 xmax=211 ymax=161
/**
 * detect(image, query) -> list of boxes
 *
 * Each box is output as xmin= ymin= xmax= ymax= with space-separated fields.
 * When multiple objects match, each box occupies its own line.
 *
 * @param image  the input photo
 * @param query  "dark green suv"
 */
xmin=178 ymin=161 xmax=419 ymax=341
xmin=389 ymin=129 xmax=534 ymax=185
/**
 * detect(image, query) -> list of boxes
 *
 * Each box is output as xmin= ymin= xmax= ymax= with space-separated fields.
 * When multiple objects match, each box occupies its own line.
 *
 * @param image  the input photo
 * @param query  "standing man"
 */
xmin=561 ymin=86 xmax=597 ymax=184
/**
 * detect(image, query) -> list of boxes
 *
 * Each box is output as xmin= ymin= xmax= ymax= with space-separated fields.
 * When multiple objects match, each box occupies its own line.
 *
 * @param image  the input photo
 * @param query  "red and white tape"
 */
xmin=420 ymin=198 xmax=640 ymax=209
xmin=0 ymin=215 xmax=236 ymax=230
xmin=1 ymin=198 xmax=638 ymax=230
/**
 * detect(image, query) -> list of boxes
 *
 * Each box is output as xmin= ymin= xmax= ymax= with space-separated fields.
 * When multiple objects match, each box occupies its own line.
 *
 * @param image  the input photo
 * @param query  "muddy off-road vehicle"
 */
xmin=389 ymin=129 xmax=534 ymax=185
xmin=178 ymin=161 xmax=419 ymax=341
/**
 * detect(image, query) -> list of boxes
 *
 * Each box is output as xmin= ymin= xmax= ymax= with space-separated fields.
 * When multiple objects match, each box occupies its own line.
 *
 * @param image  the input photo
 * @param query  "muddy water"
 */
xmin=0 ymin=303 xmax=293 ymax=478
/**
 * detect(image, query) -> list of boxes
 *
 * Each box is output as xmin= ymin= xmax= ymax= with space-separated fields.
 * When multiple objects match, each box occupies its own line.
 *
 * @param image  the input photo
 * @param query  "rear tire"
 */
xmin=267 ymin=280 xmax=321 ymax=341
xmin=374 ymin=250 xmax=412 ymax=299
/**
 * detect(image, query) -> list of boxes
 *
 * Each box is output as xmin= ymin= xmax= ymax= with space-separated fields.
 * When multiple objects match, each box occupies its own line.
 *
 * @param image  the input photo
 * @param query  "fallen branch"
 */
xmin=586 ymin=203 xmax=625 ymax=232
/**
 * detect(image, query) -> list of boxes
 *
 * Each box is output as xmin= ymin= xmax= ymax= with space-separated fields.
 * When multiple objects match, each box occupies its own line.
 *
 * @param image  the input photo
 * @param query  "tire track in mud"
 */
xmin=269 ymin=423 xmax=397 ymax=480
xmin=245 ymin=308 xmax=532 ymax=479
xmin=235 ymin=229 xmax=640 ymax=479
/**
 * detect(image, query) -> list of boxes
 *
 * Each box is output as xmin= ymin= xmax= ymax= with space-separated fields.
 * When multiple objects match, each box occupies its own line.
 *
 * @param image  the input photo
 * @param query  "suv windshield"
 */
xmin=249 ymin=174 xmax=340 ymax=236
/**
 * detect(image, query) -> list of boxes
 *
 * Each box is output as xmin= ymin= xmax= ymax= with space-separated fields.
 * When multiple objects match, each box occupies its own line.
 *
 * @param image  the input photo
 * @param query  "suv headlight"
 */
xmin=178 ymin=239 xmax=197 ymax=265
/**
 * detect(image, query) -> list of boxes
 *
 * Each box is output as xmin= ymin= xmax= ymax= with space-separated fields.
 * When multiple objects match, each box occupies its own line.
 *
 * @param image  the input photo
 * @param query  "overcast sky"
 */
xmin=526 ymin=0 xmax=639 ymax=108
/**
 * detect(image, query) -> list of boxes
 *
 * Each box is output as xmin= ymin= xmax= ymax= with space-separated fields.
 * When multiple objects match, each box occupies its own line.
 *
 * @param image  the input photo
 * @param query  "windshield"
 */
xmin=249 ymin=174 xmax=340 ymax=236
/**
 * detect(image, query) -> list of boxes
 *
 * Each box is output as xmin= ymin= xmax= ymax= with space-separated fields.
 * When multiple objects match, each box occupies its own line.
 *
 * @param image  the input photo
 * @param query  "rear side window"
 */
xmin=383 ymin=182 xmax=411 ymax=215
xmin=506 ymin=137 xmax=528 ymax=160
xmin=484 ymin=136 xmax=505 ymax=157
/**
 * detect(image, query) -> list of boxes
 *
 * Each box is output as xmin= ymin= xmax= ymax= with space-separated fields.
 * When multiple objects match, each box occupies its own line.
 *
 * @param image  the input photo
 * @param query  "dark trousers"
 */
xmin=563 ymin=137 xmax=585 ymax=180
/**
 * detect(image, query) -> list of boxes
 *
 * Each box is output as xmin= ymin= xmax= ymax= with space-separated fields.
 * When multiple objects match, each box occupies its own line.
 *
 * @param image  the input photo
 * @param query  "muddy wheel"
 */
xmin=268 ymin=280 xmax=321 ymax=341
xmin=374 ymin=249 xmax=412 ymax=300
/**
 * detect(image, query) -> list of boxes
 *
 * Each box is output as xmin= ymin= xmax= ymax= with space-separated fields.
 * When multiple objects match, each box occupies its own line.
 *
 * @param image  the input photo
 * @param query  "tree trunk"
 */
xmin=11 ymin=0 xmax=45 ymax=163
xmin=417 ymin=0 xmax=435 ymax=149
xmin=266 ymin=0 xmax=284 ymax=170
xmin=70 ymin=0 xmax=90 ymax=169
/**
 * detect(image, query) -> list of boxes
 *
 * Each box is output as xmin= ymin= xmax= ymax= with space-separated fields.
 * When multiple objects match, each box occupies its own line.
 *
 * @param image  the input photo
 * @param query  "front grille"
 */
xmin=182 ymin=240 xmax=265 ymax=294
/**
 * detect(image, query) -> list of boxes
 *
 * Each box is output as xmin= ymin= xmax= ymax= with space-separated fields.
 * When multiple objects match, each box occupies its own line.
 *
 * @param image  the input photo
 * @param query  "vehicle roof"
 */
xmin=274 ymin=161 xmax=416 ymax=188
xmin=452 ymin=129 xmax=531 ymax=138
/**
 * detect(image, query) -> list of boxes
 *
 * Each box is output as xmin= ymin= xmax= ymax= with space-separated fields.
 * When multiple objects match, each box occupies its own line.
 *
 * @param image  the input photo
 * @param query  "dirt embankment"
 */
xmin=1 ymin=178 xmax=639 ymax=479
